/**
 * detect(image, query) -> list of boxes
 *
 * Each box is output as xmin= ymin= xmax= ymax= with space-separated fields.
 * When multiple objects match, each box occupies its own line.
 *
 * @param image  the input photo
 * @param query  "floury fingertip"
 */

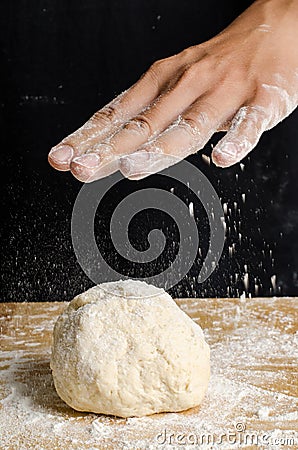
xmin=72 ymin=153 xmax=101 ymax=168
xmin=120 ymin=150 xmax=150 ymax=177
xmin=212 ymin=143 xmax=238 ymax=167
xmin=49 ymin=144 xmax=73 ymax=165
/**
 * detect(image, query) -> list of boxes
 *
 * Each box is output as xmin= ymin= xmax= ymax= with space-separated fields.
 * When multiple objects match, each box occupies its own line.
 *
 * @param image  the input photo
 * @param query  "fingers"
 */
xmin=48 ymin=100 xmax=123 ymax=172
xmin=70 ymin=60 xmax=219 ymax=182
xmin=119 ymin=85 xmax=243 ymax=179
xmin=211 ymin=104 xmax=269 ymax=168
xmin=97 ymin=60 xmax=218 ymax=156
xmin=69 ymin=145 xmax=119 ymax=183
xmin=212 ymin=81 xmax=298 ymax=168
xmin=48 ymin=58 xmax=176 ymax=171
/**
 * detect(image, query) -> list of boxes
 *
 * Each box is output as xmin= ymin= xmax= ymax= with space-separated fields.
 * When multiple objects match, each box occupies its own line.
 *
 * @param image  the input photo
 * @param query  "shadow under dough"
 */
xmin=10 ymin=355 xmax=88 ymax=418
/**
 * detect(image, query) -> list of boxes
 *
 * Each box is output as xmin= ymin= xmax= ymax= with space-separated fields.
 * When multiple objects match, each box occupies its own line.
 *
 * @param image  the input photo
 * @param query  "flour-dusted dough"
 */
xmin=50 ymin=280 xmax=210 ymax=418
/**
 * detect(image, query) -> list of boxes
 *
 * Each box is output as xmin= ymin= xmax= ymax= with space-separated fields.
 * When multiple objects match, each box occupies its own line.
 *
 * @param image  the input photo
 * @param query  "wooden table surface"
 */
xmin=0 ymin=298 xmax=297 ymax=449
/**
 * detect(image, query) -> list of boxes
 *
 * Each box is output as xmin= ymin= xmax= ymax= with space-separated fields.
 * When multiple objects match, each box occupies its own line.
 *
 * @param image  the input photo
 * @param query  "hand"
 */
xmin=48 ymin=0 xmax=298 ymax=182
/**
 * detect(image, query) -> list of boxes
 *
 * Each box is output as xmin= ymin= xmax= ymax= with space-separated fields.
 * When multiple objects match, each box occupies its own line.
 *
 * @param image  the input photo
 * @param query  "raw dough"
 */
xmin=50 ymin=280 xmax=210 ymax=417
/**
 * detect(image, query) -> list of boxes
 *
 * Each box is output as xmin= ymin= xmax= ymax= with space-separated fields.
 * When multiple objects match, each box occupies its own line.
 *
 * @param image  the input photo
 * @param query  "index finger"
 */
xmin=48 ymin=59 xmax=176 ymax=171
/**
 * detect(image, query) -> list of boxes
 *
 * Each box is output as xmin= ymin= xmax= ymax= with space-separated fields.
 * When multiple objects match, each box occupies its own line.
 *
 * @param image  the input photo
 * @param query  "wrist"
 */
xmin=224 ymin=0 xmax=298 ymax=34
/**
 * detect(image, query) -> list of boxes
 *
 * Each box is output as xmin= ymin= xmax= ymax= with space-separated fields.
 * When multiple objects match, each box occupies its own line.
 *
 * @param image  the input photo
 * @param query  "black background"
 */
xmin=1 ymin=0 xmax=298 ymax=302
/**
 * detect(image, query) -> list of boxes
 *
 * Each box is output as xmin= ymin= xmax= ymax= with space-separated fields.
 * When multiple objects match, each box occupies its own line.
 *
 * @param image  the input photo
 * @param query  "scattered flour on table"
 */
xmin=0 ymin=300 xmax=297 ymax=449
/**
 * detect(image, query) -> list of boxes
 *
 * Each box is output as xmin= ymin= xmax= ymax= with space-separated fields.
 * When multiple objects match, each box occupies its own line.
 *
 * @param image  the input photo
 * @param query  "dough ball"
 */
xmin=50 ymin=280 xmax=210 ymax=418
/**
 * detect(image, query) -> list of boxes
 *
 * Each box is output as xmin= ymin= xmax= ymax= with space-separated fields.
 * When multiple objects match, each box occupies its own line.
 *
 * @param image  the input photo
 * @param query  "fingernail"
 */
xmin=72 ymin=153 xmax=101 ymax=168
xmin=120 ymin=150 xmax=150 ymax=176
xmin=49 ymin=144 xmax=73 ymax=164
xmin=214 ymin=142 xmax=238 ymax=158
